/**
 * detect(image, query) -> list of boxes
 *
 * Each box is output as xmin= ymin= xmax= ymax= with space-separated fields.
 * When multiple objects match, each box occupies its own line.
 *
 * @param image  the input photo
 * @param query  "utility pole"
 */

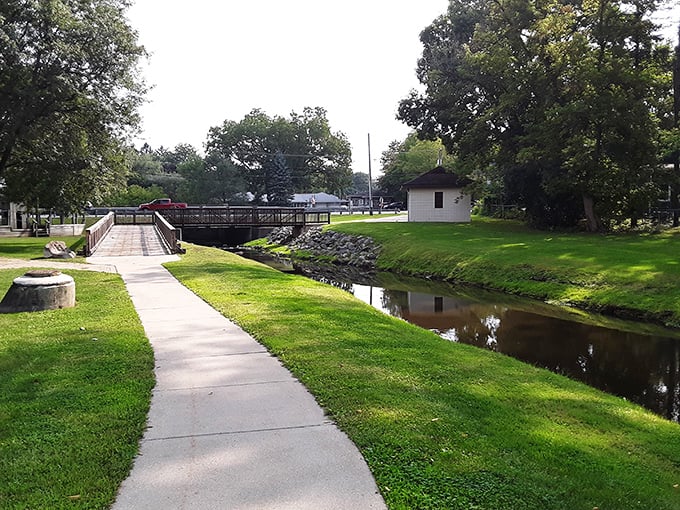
xmin=368 ymin=133 xmax=373 ymax=216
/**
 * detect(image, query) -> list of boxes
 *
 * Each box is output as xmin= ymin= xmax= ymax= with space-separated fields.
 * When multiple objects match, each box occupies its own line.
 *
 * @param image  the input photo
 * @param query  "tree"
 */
xmin=125 ymin=144 xmax=199 ymax=202
xmin=206 ymin=108 xmax=352 ymax=202
xmin=289 ymin=108 xmax=353 ymax=196
xmin=177 ymin=152 xmax=245 ymax=205
xmin=106 ymin=184 xmax=166 ymax=207
xmin=350 ymin=172 xmax=370 ymax=194
xmin=130 ymin=152 xmax=163 ymax=177
xmin=399 ymin=0 xmax=674 ymax=230
xmin=154 ymin=144 xmax=199 ymax=173
xmin=0 ymin=0 xmax=146 ymax=210
xmin=672 ymin=22 xmax=680 ymax=226
xmin=3 ymin=112 xmax=131 ymax=213
xmin=266 ymin=152 xmax=294 ymax=205
xmin=378 ymin=133 xmax=455 ymax=202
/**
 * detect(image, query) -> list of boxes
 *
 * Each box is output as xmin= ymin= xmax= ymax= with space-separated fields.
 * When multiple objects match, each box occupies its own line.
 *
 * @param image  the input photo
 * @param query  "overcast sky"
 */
xmin=126 ymin=1 xmax=679 ymax=175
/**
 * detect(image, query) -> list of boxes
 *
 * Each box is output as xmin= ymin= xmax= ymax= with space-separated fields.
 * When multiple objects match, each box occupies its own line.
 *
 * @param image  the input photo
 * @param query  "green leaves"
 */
xmin=0 ymin=0 xmax=146 ymax=212
xmin=378 ymin=134 xmax=455 ymax=202
xmin=399 ymin=0 xmax=675 ymax=230
xmin=206 ymin=107 xmax=352 ymax=200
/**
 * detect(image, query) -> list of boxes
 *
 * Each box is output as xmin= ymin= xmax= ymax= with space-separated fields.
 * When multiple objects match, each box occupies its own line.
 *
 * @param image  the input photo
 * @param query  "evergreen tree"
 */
xmin=266 ymin=152 xmax=294 ymax=205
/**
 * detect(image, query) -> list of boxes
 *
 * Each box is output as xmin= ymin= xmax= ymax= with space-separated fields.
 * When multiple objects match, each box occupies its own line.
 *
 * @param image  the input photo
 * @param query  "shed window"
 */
xmin=434 ymin=191 xmax=444 ymax=209
xmin=434 ymin=296 xmax=444 ymax=313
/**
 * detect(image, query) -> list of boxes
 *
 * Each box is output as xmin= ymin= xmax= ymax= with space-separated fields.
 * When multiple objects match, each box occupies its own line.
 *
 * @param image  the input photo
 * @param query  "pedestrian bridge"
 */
xmin=85 ymin=206 xmax=330 ymax=257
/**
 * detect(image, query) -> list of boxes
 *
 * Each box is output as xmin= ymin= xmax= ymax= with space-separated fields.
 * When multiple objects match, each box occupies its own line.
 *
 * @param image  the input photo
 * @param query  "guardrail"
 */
xmin=84 ymin=212 xmax=115 ymax=256
xmin=113 ymin=210 xmax=154 ymax=225
xmin=302 ymin=210 xmax=332 ymax=224
xmin=159 ymin=206 xmax=330 ymax=227
xmin=153 ymin=212 xmax=183 ymax=254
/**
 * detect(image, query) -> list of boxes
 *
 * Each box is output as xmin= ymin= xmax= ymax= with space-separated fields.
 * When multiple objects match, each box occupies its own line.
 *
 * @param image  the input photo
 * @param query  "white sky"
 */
xmin=126 ymin=1 xmax=679 ymax=175
xmin=126 ymin=0 xmax=450 ymax=174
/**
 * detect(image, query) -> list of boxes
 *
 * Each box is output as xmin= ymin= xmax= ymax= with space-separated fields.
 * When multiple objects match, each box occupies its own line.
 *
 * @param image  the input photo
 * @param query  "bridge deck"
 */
xmin=87 ymin=206 xmax=328 ymax=257
xmin=90 ymin=225 xmax=171 ymax=257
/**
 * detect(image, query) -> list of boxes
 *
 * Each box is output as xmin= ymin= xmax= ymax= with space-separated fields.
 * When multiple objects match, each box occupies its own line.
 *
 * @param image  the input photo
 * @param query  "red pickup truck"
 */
xmin=138 ymin=198 xmax=188 ymax=210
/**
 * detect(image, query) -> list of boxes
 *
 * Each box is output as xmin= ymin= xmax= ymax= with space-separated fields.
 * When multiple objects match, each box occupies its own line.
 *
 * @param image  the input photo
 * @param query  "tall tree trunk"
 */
xmin=582 ymin=193 xmax=601 ymax=232
xmin=673 ymin=23 xmax=680 ymax=227
xmin=672 ymin=169 xmax=679 ymax=228
xmin=669 ymin=342 xmax=679 ymax=421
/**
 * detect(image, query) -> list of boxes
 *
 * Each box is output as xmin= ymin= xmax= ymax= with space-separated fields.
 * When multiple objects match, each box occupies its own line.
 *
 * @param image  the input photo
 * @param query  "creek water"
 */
xmin=235 ymin=249 xmax=680 ymax=422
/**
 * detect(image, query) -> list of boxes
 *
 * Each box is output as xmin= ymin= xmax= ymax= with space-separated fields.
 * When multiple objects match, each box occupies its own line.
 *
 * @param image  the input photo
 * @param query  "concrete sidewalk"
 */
xmin=91 ymin=255 xmax=385 ymax=510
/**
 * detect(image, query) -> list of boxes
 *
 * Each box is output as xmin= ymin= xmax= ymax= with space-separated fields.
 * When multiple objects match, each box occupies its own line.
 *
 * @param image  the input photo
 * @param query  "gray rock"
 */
xmin=285 ymin=227 xmax=380 ymax=268
xmin=44 ymin=240 xmax=76 ymax=259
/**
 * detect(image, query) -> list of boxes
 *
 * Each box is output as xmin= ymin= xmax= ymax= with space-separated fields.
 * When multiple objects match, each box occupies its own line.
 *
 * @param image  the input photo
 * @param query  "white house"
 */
xmin=402 ymin=166 xmax=472 ymax=223
xmin=291 ymin=192 xmax=346 ymax=209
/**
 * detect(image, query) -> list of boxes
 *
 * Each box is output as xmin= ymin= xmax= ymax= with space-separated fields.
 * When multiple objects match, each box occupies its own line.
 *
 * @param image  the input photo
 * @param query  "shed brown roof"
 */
xmin=402 ymin=166 xmax=471 ymax=189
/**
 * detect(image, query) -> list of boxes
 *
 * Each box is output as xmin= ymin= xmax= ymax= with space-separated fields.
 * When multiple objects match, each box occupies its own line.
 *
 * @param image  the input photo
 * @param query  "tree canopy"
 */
xmin=0 ymin=0 xmax=146 ymax=212
xmin=350 ymin=172 xmax=371 ymax=195
xmin=378 ymin=133 xmax=455 ymax=202
xmin=206 ymin=108 xmax=352 ymax=203
xmin=399 ymin=0 xmax=676 ymax=230
xmin=175 ymin=152 xmax=245 ymax=205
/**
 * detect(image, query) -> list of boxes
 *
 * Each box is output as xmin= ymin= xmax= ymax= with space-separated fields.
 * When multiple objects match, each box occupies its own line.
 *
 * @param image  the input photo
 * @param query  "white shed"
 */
xmin=403 ymin=166 xmax=471 ymax=223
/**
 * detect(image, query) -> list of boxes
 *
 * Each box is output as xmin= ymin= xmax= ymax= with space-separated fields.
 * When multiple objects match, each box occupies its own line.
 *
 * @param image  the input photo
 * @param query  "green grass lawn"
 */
xmin=0 ymin=268 xmax=154 ymax=509
xmin=331 ymin=211 xmax=407 ymax=223
xmin=166 ymin=244 xmax=680 ymax=510
xmin=329 ymin=217 xmax=680 ymax=326
xmin=0 ymin=236 xmax=85 ymax=260
xmin=2 ymin=221 xmax=679 ymax=509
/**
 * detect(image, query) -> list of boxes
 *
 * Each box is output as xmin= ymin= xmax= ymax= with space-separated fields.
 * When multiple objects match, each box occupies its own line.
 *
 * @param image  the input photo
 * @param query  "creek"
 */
xmin=234 ymin=248 xmax=680 ymax=422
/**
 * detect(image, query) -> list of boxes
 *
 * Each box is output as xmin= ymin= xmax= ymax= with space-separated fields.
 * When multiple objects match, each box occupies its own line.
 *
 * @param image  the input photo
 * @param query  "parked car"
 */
xmin=138 ymin=198 xmax=188 ymax=211
xmin=383 ymin=201 xmax=405 ymax=211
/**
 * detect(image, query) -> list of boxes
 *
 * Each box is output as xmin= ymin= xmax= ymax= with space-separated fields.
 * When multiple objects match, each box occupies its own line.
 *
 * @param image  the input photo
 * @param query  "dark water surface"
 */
xmin=235 ymin=249 xmax=680 ymax=422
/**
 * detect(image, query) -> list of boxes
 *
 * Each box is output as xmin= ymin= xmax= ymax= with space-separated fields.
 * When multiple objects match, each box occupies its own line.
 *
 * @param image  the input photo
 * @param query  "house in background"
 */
xmin=346 ymin=194 xmax=392 ymax=211
xmin=402 ymin=166 xmax=472 ymax=223
xmin=292 ymin=192 xmax=347 ymax=209
xmin=0 ymin=197 xmax=30 ymax=236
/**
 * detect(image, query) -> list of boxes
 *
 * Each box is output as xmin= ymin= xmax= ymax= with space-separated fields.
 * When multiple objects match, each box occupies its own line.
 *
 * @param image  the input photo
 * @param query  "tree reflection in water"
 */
xmin=365 ymin=285 xmax=680 ymax=422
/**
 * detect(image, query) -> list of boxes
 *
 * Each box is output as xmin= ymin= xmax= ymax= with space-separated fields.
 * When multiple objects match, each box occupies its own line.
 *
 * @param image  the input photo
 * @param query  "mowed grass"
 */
xmin=0 ymin=236 xmax=85 ymax=260
xmin=0 ymin=268 xmax=154 ymax=509
xmin=166 ymin=244 xmax=680 ymax=510
xmin=331 ymin=217 xmax=680 ymax=326
xmin=331 ymin=212 xmax=407 ymax=223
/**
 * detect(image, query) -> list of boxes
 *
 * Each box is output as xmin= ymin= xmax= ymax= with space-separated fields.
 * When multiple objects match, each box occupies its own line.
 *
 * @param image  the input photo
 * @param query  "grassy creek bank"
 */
xmin=166 ymin=244 xmax=680 ymax=510
xmin=282 ymin=217 xmax=680 ymax=328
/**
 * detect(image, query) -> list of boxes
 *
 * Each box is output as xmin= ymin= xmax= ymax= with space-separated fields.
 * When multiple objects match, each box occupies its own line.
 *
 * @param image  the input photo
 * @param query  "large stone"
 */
xmin=0 ymin=270 xmax=76 ymax=313
xmin=44 ymin=240 xmax=76 ymax=259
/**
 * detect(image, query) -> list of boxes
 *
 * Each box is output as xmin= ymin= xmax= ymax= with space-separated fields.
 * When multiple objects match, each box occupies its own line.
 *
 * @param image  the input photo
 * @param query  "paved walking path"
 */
xmin=86 ymin=251 xmax=385 ymax=507
xmin=1 ymin=226 xmax=385 ymax=507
